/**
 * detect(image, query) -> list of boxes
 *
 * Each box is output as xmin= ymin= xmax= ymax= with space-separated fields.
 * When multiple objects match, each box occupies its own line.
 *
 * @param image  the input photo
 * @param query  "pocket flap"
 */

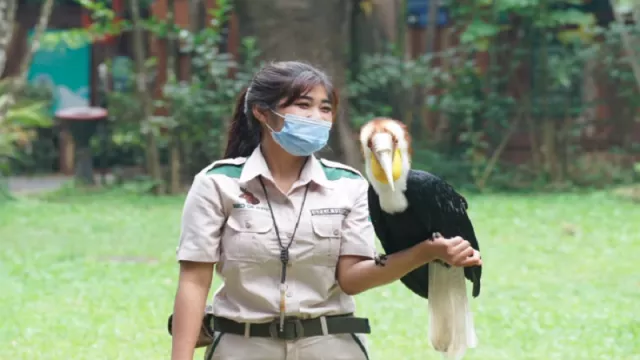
xmin=226 ymin=211 xmax=273 ymax=233
xmin=311 ymin=217 xmax=343 ymax=238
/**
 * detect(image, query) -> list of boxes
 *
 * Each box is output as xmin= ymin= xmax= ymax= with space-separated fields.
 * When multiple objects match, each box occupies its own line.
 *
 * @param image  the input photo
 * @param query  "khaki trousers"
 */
xmin=204 ymin=331 xmax=370 ymax=360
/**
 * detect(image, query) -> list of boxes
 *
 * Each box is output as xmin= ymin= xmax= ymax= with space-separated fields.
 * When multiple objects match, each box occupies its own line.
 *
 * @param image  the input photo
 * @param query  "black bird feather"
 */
xmin=368 ymin=169 xmax=482 ymax=299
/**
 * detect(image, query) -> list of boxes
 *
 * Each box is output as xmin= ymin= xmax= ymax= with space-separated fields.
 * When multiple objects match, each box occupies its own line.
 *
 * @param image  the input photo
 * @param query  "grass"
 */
xmin=1 ymin=187 xmax=639 ymax=360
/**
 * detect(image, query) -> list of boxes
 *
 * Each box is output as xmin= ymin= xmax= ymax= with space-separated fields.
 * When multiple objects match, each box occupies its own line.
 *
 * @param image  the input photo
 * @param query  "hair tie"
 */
xmin=243 ymin=85 xmax=252 ymax=115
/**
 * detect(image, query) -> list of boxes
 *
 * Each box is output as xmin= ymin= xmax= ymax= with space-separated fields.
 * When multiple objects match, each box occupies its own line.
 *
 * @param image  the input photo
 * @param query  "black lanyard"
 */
xmin=257 ymin=163 xmax=310 ymax=332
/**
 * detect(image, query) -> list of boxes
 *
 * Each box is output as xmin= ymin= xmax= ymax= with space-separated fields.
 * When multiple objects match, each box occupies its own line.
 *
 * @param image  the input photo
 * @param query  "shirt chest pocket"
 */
xmin=309 ymin=216 xmax=343 ymax=266
xmin=223 ymin=211 xmax=276 ymax=263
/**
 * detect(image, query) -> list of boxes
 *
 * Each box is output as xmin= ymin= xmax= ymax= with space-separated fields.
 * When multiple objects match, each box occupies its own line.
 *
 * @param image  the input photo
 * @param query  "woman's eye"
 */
xmin=321 ymin=107 xmax=332 ymax=113
xmin=296 ymin=102 xmax=310 ymax=108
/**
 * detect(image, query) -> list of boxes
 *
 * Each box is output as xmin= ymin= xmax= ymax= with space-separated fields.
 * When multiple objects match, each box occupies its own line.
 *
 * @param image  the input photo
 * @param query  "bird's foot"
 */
xmin=374 ymin=252 xmax=388 ymax=267
xmin=430 ymin=232 xmax=451 ymax=268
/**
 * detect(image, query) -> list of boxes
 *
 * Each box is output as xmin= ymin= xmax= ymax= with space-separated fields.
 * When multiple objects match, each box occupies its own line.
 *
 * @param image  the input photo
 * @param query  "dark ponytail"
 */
xmin=223 ymin=61 xmax=337 ymax=159
xmin=223 ymin=87 xmax=262 ymax=158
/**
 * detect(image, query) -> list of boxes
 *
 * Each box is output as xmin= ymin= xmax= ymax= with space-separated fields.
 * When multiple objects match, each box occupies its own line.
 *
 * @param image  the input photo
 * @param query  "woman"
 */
xmin=170 ymin=61 xmax=482 ymax=360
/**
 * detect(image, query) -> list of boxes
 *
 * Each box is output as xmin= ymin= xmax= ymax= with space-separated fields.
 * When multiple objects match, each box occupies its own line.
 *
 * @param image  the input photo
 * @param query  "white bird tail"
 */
xmin=428 ymin=261 xmax=478 ymax=360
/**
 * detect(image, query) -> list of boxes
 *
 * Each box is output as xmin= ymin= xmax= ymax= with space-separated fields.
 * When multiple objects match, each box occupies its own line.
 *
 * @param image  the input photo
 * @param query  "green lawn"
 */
xmin=1 ymin=188 xmax=639 ymax=360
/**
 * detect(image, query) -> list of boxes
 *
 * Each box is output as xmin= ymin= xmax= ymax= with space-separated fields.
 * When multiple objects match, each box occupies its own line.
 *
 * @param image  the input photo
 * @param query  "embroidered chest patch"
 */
xmin=232 ymin=187 xmax=269 ymax=211
xmin=239 ymin=187 xmax=260 ymax=205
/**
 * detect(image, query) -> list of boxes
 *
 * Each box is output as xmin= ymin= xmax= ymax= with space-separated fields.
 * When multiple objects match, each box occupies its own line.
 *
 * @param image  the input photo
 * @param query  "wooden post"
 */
xmin=58 ymin=127 xmax=74 ymax=174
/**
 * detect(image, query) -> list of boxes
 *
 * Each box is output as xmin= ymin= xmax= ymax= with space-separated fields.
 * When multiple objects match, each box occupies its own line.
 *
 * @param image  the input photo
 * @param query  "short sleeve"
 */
xmin=176 ymin=173 xmax=226 ymax=263
xmin=339 ymin=179 xmax=376 ymax=259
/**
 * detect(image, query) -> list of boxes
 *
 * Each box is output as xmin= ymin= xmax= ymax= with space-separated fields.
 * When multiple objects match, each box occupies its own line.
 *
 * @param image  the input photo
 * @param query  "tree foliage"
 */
xmin=348 ymin=0 xmax=640 ymax=190
xmin=7 ymin=0 xmax=640 ymax=194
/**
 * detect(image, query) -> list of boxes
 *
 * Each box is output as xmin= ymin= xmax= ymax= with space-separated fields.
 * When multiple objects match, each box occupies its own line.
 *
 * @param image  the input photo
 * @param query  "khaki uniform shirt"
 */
xmin=176 ymin=146 xmax=376 ymax=324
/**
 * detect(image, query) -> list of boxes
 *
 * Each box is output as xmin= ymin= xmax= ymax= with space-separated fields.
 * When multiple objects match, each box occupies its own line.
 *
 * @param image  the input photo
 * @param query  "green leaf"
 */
xmin=460 ymin=19 xmax=501 ymax=44
xmin=5 ymin=102 xmax=52 ymax=127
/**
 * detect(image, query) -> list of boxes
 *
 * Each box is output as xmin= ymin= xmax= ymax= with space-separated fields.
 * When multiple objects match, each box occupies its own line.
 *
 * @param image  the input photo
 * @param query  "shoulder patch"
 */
xmin=204 ymin=157 xmax=246 ymax=178
xmin=319 ymin=158 xmax=362 ymax=180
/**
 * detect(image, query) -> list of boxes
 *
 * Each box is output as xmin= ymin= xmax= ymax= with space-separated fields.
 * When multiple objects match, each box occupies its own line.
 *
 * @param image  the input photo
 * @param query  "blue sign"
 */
xmin=26 ymin=29 xmax=91 ymax=114
xmin=111 ymin=56 xmax=134 ymax=92
xmin=407 ymin=0 xmax=449 ymax=28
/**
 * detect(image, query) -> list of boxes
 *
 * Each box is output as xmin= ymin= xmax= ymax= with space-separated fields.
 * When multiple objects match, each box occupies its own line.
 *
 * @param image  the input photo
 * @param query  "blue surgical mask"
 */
xmin=267 ymin=110 xmax=332 ymax=156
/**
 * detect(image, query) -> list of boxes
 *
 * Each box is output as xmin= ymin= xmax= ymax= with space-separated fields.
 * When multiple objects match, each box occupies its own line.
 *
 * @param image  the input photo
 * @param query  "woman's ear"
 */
xmin=254 ymin=107 xmax=284 ymax=131
xmin=252 ymin=106 xmax=270 ymax=125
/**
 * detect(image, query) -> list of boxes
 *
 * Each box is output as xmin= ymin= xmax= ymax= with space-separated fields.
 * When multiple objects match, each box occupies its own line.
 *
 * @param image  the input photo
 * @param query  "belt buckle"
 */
xmin=269 ymin=317 xmax=304 ymax=340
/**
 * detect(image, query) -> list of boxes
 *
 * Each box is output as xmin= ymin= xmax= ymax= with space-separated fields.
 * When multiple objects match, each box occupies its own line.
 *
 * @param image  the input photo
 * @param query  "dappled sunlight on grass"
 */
xmin=1 ymin=189 xmax=639 ymax=359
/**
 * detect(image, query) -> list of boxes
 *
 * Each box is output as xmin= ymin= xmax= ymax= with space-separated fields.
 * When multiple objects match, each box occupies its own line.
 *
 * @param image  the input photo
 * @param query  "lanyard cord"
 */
xmin=257 ymin=159 xmax=310 ymax=331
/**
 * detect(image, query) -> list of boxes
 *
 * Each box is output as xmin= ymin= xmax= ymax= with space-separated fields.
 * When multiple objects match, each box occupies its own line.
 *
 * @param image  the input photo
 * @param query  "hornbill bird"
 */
xmin=359 ymin=117 xmax=482 ymax=360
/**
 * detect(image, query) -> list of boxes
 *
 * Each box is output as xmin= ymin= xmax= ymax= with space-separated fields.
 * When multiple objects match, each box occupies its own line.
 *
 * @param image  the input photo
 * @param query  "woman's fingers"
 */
xmin=451 ymin=246 xmax=475 ymax=265
xmin=457 ymin=250 xmax=482 ymax=267
xmin=432 ymin=235 xmax=482 ymax=267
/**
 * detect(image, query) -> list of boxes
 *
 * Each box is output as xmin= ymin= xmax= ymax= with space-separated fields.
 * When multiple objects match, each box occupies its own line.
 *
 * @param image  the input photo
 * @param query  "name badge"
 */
xmin=310 ymin=208 xmax=350 ymax=216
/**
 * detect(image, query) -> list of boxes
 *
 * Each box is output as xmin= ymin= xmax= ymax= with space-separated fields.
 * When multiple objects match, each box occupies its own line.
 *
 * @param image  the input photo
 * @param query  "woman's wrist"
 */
xmin=414 ymin=237 xmax=445 ymax=264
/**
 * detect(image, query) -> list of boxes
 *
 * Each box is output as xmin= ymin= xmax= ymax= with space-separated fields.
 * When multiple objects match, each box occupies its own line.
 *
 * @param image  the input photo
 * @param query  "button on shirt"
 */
xmin=176 ymin=146 xmax=377 ymax=324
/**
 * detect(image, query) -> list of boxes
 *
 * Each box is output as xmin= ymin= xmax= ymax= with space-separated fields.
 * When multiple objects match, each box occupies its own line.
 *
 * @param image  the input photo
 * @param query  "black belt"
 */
xmin=211 ymin=313 xmax=371 ymax=341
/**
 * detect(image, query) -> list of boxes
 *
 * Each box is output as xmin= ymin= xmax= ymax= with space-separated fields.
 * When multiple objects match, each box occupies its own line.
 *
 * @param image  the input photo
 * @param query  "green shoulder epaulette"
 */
xmin=319 ymin=158 xmax=363 ymax=181
xmin=205 ymin=158 xmax=246 ymax=178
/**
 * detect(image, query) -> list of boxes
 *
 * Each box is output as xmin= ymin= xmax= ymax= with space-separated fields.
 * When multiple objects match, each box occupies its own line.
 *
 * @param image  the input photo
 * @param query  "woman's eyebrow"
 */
xmin=298 ymin=95 xmax=331 ymax=104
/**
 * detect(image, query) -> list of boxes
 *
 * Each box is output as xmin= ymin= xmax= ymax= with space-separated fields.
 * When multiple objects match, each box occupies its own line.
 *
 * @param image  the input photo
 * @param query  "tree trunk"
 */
xmin=233 ymin=0 xmax=362 ymax=170
xmin=130 ymin=0 xmax=164 ymax=194
xmin=189 ymin=0 xmax=204 ymax=33
xmin=166 ymin=0 xmax=181 ymax=194
xmin=540 ymin=118 xmax=560 ymax=181
xmin=418 ymin=0 xmax=440 ymax=141
xmin=0 ymin=0 xmax=18 ymax=76
xmin=0 ymin=0 xmax=54 ymax=122
xmin=609 ymin=0 xmax=640 ymax=93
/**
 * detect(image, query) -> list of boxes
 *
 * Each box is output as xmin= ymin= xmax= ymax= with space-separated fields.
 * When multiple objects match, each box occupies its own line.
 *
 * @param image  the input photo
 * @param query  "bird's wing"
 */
xmin=368 ymin=183 xmax=430 ymax=298
xmin=406 ymin=170 xmax=482 ymax=297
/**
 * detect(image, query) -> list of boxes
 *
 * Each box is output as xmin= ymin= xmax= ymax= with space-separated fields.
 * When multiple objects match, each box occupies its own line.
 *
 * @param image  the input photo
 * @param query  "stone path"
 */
xmin=6 ymin=174 xmax=73 ymax=195
xmin=6 ymin=172 xmax=118 ymax=195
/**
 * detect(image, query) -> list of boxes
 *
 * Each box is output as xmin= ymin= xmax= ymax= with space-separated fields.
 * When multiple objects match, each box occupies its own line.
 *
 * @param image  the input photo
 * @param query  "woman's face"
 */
xmin=261 ymin=85 xmax=333 ymax=132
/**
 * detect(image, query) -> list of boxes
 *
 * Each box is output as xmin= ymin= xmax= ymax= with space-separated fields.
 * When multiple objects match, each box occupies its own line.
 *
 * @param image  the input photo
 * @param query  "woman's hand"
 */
xmin=419 ymin=232 xmax=482 ymax=267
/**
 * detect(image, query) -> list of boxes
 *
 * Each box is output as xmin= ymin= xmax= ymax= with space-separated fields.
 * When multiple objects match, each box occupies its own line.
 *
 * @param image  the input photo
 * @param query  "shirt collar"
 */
xmin=238 ymin=146 xmax=270 ymax=184
xmin=300 ymin=154 xmax=333 ymax=189
xmin=239 ymin=146 xmax=333 ymax=189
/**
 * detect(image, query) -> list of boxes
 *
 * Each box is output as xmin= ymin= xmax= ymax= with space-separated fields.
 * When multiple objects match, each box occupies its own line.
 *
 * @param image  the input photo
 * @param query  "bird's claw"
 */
xmin=434 ymin=259 xmax=451 ymax=268
xmin=374 ymin=252 xmax=388 ymax=267
xmin=431 ymin=232 xmax=450 ymax=267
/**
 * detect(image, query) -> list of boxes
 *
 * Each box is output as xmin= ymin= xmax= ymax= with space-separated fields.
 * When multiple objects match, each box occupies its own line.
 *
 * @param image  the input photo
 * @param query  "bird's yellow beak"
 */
xmin=370 ymin=133 xmax=401 ymax=192
xmin=375 ymin=149 xmax=395 ymax=191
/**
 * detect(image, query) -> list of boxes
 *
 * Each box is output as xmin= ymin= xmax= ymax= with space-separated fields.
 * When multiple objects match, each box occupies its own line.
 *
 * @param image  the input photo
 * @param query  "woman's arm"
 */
xmin=171 ymin=171 xmax=226 ymax=360
xmin=336 ymin=236 xmax=481 ymax=295
xmin=171 ymin=261 xmax=214 ymax=360
xmin=335 ymin=178 xmax=481 ymax=296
